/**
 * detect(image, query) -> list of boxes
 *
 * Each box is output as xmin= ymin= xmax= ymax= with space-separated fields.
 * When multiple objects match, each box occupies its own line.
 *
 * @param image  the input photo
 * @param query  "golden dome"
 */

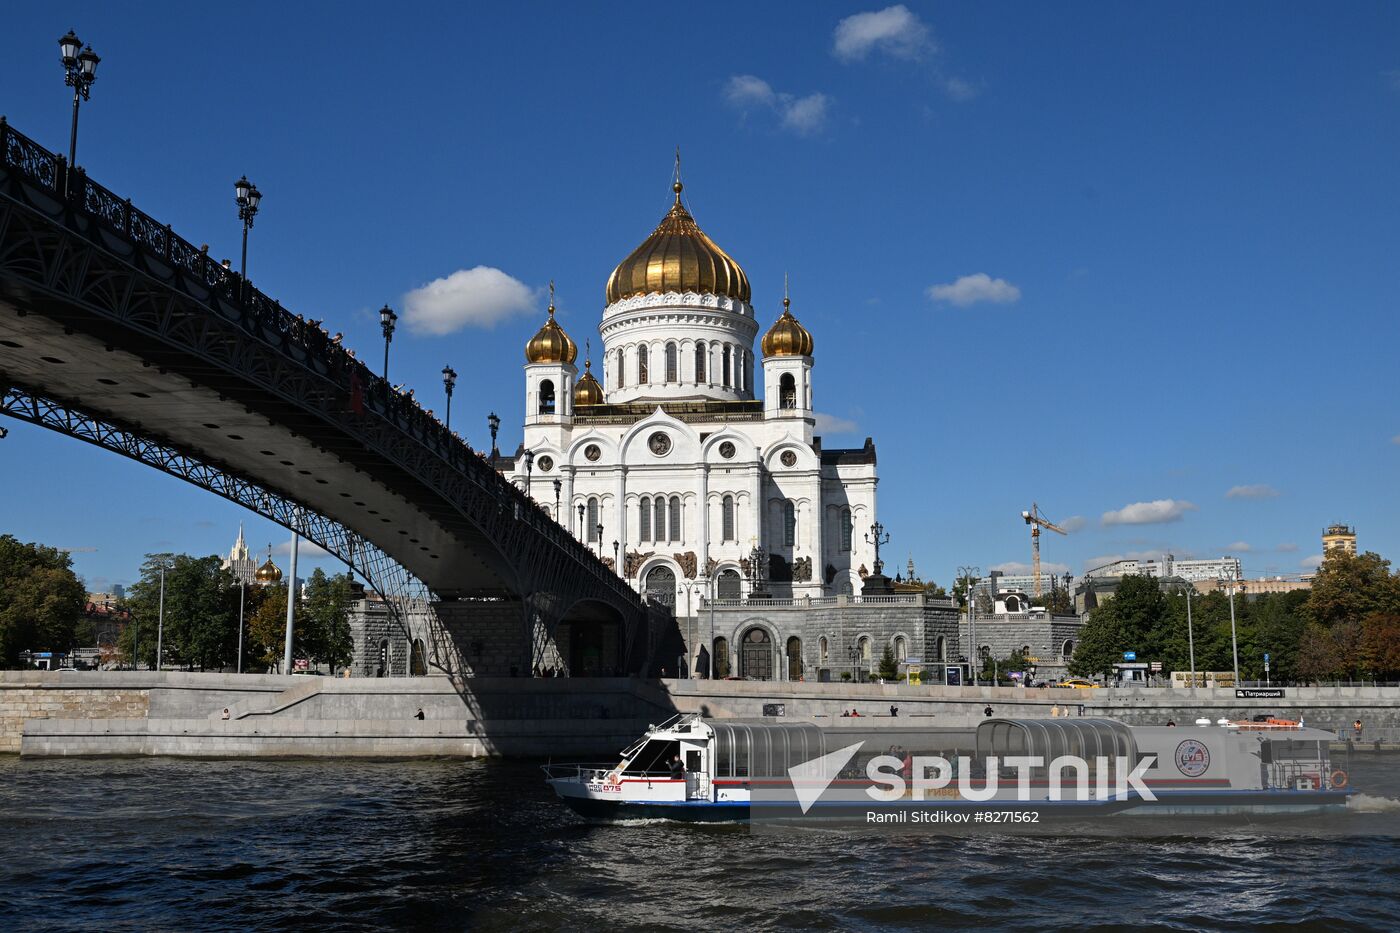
xmin=573 ymin=358 xmax=604 ymax=406
xmin=605 ymin=180 xmax=751 ymax=305
xmin=254 ymin=557 xmax=283 ymax=584
xmin=761 ymin=296 xmax=814 ymax=357
xmin=524 ymin=288 xmax=577 ymax=364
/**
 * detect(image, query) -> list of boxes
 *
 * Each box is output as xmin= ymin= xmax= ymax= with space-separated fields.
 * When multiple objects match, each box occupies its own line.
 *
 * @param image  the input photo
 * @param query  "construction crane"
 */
xmin=1022 ymin=503 xmax=1069 ymax=598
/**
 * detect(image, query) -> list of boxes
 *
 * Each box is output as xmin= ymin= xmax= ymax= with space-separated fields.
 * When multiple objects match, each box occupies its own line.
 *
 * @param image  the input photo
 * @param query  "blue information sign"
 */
xmin=1123 ymin=651 xmax=1137 ymax=661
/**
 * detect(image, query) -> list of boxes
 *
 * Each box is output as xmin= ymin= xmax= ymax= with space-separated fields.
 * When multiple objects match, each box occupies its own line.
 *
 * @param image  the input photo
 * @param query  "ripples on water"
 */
xmin=2 ymin=755 xmax=1400 ymax=932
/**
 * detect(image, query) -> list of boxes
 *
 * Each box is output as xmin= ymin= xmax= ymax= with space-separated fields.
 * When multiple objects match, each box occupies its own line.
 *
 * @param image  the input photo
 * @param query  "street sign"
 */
xmin=1237 ymin=688 xmax=1285 ymax=699
xmin=1264 ymin=652 xmax=1270 ymax=662
xmin=1150 ymin=661 xmax=1163 ymax=671
xmin=1123 ymin=651 xmax=1137 ymax=661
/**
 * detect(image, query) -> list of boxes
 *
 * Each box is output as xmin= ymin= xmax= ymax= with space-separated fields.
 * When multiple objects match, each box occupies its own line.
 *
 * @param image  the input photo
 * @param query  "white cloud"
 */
xmin=1227 ymin=541 xmax=1253 ymax=553
xmin=991 ymin=561 xmax=1070 ymax=576
xmin=927 ymin=273 xmax=1021 ymax=307
xmin=942 ymin=76 xmax=978 ymax=102
xmin=1276 ymin=542 xmax=1299 ymax=553
xmin=402 ymin=266 xmax=536 ymax=336
xmin=1392 ymin=434 xmax=1400 ymax=445
xmin=274 ymin=539 xmax=333 ymax=561
xmin=814 ymin=412 xmax=859 ymax=435
xmin=1060 ymin=515 xmax=1087 ymax=533
xmin=834 ymin=5 xmax=933 ymax=62
xmin=1100 ymin=499 xmax=1197 ymax=526
xmin=724 ymin=75 xmax=829 ymax=136
xmin=1226 ymin=483 xmax=1279 ymax=499
xmin=1300 ymin=553 xmax=1325 ymax=569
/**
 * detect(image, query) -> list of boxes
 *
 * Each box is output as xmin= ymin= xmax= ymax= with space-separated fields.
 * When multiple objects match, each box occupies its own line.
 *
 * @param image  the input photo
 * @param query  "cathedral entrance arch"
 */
xmin=739 ymin=626 xmax=774 ymax=680
xmin=644 ymin=565 xmax=676 ymax=609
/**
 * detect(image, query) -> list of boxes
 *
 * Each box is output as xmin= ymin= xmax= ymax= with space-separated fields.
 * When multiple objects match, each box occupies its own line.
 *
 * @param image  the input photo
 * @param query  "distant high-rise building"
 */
xmin=221 ymin=524 xmax=260 ymax=585
xmin=1322 ymin=523 xmax=1356 ymax=559
xmin=1083 ymin=555 xmax=1242 ymax=583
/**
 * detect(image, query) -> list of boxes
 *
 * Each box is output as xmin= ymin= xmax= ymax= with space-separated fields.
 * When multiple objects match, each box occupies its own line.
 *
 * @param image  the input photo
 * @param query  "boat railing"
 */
xmin=541 ymin=763 xmax=619 ymax=781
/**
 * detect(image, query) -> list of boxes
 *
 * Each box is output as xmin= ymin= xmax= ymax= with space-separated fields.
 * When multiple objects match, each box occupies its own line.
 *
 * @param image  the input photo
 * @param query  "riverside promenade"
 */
xmin=4 ymin=670 xmax=1399 ymax=758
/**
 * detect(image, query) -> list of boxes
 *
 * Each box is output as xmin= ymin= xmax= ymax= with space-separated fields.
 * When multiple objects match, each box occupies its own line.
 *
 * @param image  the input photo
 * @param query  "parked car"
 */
xmin=1055 ymin=678 xmax=1100 ymax=689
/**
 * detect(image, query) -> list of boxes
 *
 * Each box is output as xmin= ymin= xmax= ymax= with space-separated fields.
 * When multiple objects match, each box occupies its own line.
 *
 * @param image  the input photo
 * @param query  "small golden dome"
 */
xmin=605 ymin=179 xmax=751 ymax=305
xmin=761 ymin=296 xmax=814 ymax=357
xmin=524 ymin=288 xmax=578 ymax=364
xmin=574 ymin=358 xmax=604 ymax=406
xmin=254 ymin=557 xmax=283 ymax=583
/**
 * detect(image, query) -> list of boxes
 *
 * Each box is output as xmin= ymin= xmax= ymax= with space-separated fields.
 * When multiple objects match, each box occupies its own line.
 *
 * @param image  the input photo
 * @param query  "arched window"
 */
xmin=645 ymin=565 xmax=676 ymax=609
xmin=539 ymin=379 xmax=556 ymax=414
xmin=653 ymin=496 xmax=666 ymax=543
xmin=779 ymin=373 xmax=796 ymax=409
xmin=713 ymin=637 xmax=730 ymax=678
xmin=786 ymin=637 xmax=803 ymax=681
xmin=717 ymin=568 xmax=741 ymax=600
xmin=587 ymin=497 xmax=599 ymax=541
xmin=616 ymin=348 xmax=625 ymax=388
xmin=936 ymin=635 xmax=947 ymax=662
xmin=665 ymin=342 xmax=678 ymax=382
xmin=695 ymin=342 xmax=706 ymax=383
xmin=894 ymin=636 xmax=907 ymax=661
xmin=722 ymin=346 xmax=732 ymax=387
xmin=736 ymin=349 xmax=746 ymax=391
xmin=410 ymin=638 xmax=427 ymax=676
xmin=839 ymin=508 xmax=853 ymax=553
xmin=783 ymin=500 xmax=796 ymax=547
xmin=818 ymin=636 xmax=829 ymax=665
xmin=669 ymin=496 xmax=682 ymax=542
xmin=638 ymin=344 xmax=648 ymax=383
xmin=1062 ymin=640 xmax=1075 ymax=659
xmin=721 ymin=495 xmax=735 ymax=541
xmin=639 ymin=496 xmax=651 ymax=541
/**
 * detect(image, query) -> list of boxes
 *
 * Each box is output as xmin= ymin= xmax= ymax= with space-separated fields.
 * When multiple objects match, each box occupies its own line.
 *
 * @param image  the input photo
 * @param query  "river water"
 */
xmin=3 ymin=754 xmax=1400 ymax=931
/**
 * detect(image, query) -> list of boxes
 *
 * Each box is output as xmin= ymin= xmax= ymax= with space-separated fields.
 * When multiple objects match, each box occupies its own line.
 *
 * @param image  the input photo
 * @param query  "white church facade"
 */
xmin=505 ymin=175 xmax=879 ymax=612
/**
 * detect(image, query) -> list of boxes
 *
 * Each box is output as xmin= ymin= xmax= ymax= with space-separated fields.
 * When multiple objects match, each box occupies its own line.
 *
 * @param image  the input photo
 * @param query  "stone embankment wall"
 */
xmin=6 ymin=670 xmax=1400 ymax=758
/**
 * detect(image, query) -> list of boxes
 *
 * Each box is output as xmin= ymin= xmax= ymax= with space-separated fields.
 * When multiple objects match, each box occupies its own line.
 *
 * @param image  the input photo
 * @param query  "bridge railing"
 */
xmin=0 ymin=116 xmax=640 ymax=609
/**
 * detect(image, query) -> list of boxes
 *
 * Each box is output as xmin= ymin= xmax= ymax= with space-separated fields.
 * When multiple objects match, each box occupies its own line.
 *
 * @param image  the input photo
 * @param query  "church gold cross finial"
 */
xmin=548 ymin=279 xmax=555 ymax=314
xmin=784 ymin=271 xmax=790 ymax=309
xmin=673 ymin=146 xmax=683 ymax=202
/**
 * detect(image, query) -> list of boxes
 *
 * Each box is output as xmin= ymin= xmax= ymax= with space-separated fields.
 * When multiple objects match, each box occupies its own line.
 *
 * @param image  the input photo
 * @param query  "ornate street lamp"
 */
xmin=523 ymin=448 xmax=534 ymax=491
xmin=379 ymin=304 xmax=397 ymax=393
xmin=488 ymin=412 xmax=501 ymax=457
xmin=576 ymin=502 xmax=585 ymax=539
xmin=866 ymin=521 xmax=890 ymax=576
xmin=552 ymin=478 xmax=561 ymax=518
xmin=441 ymin=365 xmax=457 ymax=431
xmin=596 ymin=523 xmax=604 ymax=555
xmin=234 ymin=175 xmax=262 ymax=282
xmin=612 ymin=539 xmax=620 ymax=573
xmin=58 ymin=30 xmax=100 ymax=181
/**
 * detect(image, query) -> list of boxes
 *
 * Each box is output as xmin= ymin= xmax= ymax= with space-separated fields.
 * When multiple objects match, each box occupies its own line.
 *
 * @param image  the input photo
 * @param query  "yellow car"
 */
xmin=1055 ymin=679 xmax=1101 ymax=689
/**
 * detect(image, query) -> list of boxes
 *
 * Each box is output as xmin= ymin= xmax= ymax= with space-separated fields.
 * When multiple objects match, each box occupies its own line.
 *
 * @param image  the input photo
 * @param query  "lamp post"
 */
xmin=523 ymin=448 xmax=534 ymax=493
xmin=58 ymin=31 xmax=99 ymax=182
xmin=612 ymin=539 xmax=620 ymax=575
xmin=155 ymin=563 xmax=168 ymax=672
xmin=866 ymin=521 xmax=890 ymax=576
xmin=1220 ymin=567 xmax=1240 ymax=683
xmin=234 ymin=175 xmax=261 ymax=282
xmin=552 ymin=479 xmax=561 ymax=519
xmin=441 ymin=365 xmax=457 ymax=431
xmin=283 ymin=528 xmax=300 ymax=676
xmin=679 ymin=579 xmax=702 ymax=678
xmin=577 ymin=503 xmax=585 ymax=540
xmin=236 ymin=580 xmax=246 ymax=674
xmin=1184 ymin=584 xmax=1196 ymax=688
xmin=488 ymin=412 xmax=500 ymax=457
xmin=595 ymin=523 xmax=604 ymax=556
xmin=708 ymin=574 xmax=717 ymax=679
xmin=959 ymin=564 xmax=980 ymax=687
xmin=379 ymin=304 xmax=397 ymax=391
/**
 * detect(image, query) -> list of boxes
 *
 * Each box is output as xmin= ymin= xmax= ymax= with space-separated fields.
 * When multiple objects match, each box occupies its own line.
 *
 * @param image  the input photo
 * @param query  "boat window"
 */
xmin=623 ymin=739 xmax=679 ymax=775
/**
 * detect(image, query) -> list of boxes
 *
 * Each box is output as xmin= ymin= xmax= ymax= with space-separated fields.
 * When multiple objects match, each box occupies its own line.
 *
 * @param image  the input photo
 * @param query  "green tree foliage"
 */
xmin=248 ymin=583 xmax=291 ymax=671
xmin=1305 ymin=551 xmax=1400 ymax=627
xmin=878 ymin=643 xmax=898 ymax=681
xmin=121 ymin=554 xmax=240 ymax=670
xmin=301 ymin=569 xmax=354 ymax=671
xmin=0 ymin=535 xmax=86 ymax=667
xmin=1038 ymin=580 xmax=1074 ymax=616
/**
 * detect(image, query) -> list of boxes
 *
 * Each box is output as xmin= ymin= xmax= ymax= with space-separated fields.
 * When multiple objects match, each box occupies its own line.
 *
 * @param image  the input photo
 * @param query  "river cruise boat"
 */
xmin=543 ymin=714 xmax=1350 ymax=822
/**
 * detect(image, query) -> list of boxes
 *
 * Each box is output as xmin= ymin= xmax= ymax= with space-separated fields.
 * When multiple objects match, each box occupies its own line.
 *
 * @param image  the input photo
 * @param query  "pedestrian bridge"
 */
xmin=0 ymin=117 xmax=662 ymax=678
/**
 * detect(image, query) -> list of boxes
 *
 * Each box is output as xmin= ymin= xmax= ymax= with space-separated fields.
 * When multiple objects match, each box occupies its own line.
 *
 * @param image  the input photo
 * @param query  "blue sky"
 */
xmin=2 ymin=2 xmax=1398 ymax=593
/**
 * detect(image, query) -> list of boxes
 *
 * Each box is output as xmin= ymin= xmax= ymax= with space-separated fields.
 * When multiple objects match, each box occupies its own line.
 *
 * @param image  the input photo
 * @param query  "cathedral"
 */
xmin=506 ymin=174 xmax=879 ymax=612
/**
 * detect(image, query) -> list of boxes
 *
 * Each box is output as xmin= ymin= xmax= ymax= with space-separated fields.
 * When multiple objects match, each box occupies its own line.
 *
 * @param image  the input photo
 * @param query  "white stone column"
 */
xmin=698 ymin=464 xmax=710 ymax=576
xmin=615 ymin=466 xmax=628 ymax=578
xmin=806 ymin=473 xmax=823 ymax=594
xmin=561 ymin=467 xmax=576 ymax=538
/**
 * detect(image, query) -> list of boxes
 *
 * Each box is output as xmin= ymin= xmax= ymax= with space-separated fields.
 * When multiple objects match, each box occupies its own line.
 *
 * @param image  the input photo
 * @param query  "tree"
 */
xmin=878 ymin=643 xmax=898 ymax=681
xmin=1067 ymin=606 xmax=1123 ymax=679
xmin=1038 ymin=580 xmax=1074 ymax=616
xmin=124 ymin=554 xmax=239 ymax=671
xmin=301 ymin=569 xmax=354 ymax=670
xmin=1305 ymin=551 xmax=1400 ymax=628
xmin=0 ymin=535 xmax=86 ymax=667
xmin=921 ymin=580 xmax=948 ymax=599
xmin=1361 ymin=614 xmax=1400 ymax=679
xmin=248 ymin=583 xmax=291 ymax=671
xmin=1295 ymin=624 xmax=1343 ymax=683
